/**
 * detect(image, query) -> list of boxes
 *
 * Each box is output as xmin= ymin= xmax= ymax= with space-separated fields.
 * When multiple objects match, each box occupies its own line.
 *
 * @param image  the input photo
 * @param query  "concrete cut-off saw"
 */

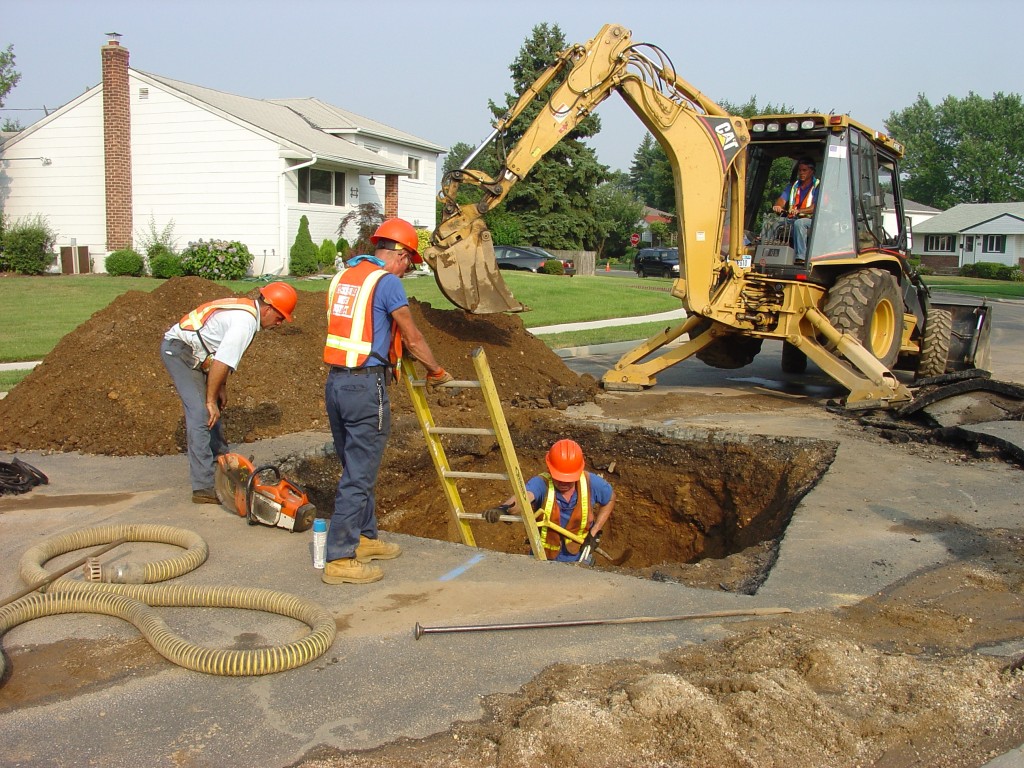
xmin=215 ymin=453 xmax=317 ymax=532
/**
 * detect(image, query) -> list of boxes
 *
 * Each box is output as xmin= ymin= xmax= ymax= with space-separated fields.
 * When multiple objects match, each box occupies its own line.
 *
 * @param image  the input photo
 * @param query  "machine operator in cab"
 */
xmin=773 ymin=157 xmax=819 ymax=261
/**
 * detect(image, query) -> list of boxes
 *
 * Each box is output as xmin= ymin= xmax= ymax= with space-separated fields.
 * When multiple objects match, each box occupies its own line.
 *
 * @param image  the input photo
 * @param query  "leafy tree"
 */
xmin=591 ymin=172 xmax=644 ymax=260
xmin=0 ymin=44 xmax=21 ymax=110
xmin=886 ymin=92 xmax=1024 ymax=207
xmin=484 ymin=23 xmax=609 ymax=250
xmin=337 ymin=202 xmax=384 ymax=256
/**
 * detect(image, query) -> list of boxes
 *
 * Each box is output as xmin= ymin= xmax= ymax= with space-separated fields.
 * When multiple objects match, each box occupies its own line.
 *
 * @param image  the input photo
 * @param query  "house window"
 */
xmin=963 ymin=236 xmax=974 ymax=252
xmin=924 ymin=235 xmax=955 ymax=253
xmin=407 ymin=157 xmax=420 ymax=180
xmin=297 ymin=168 xmax=346 ymax=206
xmin=982 ymin=234 xmax=1006 ymax=254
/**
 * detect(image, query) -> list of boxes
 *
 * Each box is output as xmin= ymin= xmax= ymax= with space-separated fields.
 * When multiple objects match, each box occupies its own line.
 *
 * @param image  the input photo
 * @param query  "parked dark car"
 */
xmin=493 ymin=245 xmax=576 ymax=275
xmin=633 ymin=247 xmax=679 ymax=278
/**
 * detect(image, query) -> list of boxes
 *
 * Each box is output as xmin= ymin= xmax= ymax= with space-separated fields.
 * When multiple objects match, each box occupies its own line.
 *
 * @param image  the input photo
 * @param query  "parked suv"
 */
xmin=633 ymin=247 xmax=679 ymax=278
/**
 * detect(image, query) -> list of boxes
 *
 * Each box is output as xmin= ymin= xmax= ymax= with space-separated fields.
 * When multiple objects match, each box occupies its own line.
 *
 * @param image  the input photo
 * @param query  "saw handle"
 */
xmin=245 ymin=464 xmax=281 ymax=524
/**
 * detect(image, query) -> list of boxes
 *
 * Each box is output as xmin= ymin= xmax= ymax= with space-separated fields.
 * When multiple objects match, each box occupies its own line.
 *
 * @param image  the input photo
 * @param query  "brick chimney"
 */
xmin=102 ymin=35 xmax=132 ymax=251
xmin=384 ymin=174 xmax=398 ymax=219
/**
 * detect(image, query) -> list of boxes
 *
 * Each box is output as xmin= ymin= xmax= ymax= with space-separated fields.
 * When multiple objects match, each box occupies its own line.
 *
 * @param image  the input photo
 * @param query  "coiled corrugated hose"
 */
xmin=1 ymin=524 xmax=336 ymax=676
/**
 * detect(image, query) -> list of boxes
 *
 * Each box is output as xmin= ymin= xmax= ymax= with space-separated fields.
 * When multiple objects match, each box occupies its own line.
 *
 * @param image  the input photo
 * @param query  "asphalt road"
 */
xmin=0 ymin=295 xmax=1021 ymax=768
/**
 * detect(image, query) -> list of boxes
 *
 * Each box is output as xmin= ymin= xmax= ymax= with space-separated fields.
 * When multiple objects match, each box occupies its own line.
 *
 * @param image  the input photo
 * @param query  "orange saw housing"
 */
xmin=214 ymin=453 xmax=317 ymax=532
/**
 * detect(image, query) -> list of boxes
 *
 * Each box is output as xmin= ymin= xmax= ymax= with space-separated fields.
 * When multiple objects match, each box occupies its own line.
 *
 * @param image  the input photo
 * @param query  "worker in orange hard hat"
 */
xmin=483 ymin=439 xmax=616 ymax=564
xmin=320 ymin=217 xmax=453 ymax=586
xmin=160 ymin=281 xmax=297 ymax=504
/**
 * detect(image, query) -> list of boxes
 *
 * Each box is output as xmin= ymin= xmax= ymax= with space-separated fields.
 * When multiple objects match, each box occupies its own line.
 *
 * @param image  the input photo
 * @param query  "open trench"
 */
xmin=285 ymin=410 xmax=839 ymax=593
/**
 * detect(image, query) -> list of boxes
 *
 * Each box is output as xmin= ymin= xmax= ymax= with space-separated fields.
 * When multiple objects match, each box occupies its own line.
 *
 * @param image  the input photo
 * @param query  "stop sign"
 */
xmin=630 ymin=233 xmax=640 ymax=246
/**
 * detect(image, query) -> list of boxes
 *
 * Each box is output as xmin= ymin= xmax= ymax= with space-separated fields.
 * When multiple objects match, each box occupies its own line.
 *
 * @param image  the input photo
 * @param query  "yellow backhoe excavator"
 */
xmin=423 ymin=23 xmax=990 ymax=409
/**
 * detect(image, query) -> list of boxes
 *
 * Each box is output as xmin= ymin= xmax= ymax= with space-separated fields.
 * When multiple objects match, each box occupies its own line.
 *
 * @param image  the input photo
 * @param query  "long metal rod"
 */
xmin=0 ymin=537 xmax=128 ymax=609
xmin=413 ymin=606 xmax=792 ymax=640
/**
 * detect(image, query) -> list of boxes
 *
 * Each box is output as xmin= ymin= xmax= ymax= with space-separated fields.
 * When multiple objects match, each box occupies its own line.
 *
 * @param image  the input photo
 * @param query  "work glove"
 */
xmin=426 ymin=368 xmax=454 ymax=386
xmin=482 ymin=503 xmax=512 ymax=523
xmin=577 ymin=531 xmax=601 ymax=566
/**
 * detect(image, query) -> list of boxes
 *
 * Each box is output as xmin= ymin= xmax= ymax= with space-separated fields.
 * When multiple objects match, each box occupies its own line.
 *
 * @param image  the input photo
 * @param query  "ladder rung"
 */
xmin=443 ymin=470 xmax=509 ymax=480
xmin=457 ymin=513 xmax=521 ymax=523
xmin=428 ymin=427 xmax=496 ymax=436
xmin=410 ymin=380 xmax=481 ymax=389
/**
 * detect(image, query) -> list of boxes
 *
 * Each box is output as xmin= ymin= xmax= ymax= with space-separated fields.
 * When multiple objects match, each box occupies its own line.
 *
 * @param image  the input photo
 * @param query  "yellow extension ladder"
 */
xmin=401 ymin=346 xmax=546 ymax=561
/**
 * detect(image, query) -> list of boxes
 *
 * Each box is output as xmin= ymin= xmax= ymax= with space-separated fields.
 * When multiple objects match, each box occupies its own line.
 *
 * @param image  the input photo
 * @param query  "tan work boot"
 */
xmin=322 ymin=557 xmax=383 ymax=585
xmin=355 ymin=535 xmax=401 ymax=562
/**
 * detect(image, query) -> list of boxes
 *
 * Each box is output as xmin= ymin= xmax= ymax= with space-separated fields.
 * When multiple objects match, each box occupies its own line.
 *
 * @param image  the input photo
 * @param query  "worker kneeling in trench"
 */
xmin=484 ymin=439 xmax=615 ymax=565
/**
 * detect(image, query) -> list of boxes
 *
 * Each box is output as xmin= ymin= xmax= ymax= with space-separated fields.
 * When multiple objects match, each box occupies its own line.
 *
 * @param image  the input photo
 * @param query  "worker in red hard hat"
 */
xmin=160 ymin=281 xmax=297 ymax=504
xmin=484 ymin=439 xmax=615 ymax=564
xmin=320 ymin=217 xmax=453 ymax=585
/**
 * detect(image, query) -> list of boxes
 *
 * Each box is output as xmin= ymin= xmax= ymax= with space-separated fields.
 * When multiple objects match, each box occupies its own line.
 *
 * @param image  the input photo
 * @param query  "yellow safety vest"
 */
xmin=538 ymin=472 xmax=590 ymax=559
xmin=324 ymin=261 xmax=402 ymax=373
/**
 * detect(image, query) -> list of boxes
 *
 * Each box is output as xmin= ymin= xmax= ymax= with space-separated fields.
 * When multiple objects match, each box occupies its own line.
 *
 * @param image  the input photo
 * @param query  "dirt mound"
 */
xmin=0 ymin=277 xmax=596 ymax=456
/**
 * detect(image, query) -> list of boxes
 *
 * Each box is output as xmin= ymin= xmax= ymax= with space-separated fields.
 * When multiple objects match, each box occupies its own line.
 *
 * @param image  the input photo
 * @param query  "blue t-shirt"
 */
xmin=525 ymin=471 xmax=613 ymax=562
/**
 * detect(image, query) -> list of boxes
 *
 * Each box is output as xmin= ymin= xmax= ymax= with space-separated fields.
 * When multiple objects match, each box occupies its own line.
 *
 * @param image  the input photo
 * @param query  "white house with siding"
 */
xmin=911 ymin=202 xmax=1024 ymax=273
xmin=0 ymin=36 xmax=445 ymax=275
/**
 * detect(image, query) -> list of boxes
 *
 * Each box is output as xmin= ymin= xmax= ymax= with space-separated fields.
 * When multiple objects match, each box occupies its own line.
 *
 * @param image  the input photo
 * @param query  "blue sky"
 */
xmin=4 ymin=0 xmax=1020 ymax=176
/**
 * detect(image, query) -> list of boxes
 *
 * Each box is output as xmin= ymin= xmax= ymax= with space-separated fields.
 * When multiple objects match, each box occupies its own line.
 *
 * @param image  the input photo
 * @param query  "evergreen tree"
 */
xmin=289 ymin=215 xmax=319 ymax=276
xmin=485 ymin=23 xmax=609 ymax=250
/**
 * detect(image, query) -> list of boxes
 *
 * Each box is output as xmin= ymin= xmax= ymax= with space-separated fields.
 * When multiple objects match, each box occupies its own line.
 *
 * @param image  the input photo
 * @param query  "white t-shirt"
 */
xmin=164 ymin=307 xmax=260 ymax=371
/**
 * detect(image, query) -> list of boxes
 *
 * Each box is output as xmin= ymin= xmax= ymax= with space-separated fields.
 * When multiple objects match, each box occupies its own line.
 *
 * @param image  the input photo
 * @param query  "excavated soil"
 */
xmin=3 ymin=276 xmax=1024 ymax=767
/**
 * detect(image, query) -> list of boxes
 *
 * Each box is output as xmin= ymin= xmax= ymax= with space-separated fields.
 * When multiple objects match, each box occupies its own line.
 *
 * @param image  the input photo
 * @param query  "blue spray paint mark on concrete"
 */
xmin=440 ymin=553 xmax=485 ymax=581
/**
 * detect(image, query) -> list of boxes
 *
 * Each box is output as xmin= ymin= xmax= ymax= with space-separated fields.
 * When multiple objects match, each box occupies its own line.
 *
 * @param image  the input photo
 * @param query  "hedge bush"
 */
xmin=539 ymin=259 xmax=565 ymax=275
xmin=0 ymin=214 xmax=57 ymax=275
xmin=150 ymin=249 xmax=185 ymax=279
xmin=105 ymin=248 xmax=145 ymax=276
xmin=318 ymin=239 xmax=338 ymax=270
xmin=180 ymin=239 xmax=253 ymax=280
xmin=960 ymin=261 xmax=1020 ymax=281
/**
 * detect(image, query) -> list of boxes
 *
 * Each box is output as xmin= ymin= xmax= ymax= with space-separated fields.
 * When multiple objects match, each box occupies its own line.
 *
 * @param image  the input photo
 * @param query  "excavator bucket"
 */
xmin=423 ymin=219 xmax=527 ymax=314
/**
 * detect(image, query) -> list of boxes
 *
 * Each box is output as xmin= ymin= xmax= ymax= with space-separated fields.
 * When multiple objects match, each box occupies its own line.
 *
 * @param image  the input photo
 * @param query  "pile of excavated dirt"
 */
xmin=0 ymin=276 xmax=596 ymax=456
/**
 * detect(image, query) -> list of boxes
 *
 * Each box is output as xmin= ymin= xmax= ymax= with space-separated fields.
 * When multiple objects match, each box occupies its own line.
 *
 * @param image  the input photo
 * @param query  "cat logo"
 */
xmin=715 ymin=121 xmax=740 ymax=152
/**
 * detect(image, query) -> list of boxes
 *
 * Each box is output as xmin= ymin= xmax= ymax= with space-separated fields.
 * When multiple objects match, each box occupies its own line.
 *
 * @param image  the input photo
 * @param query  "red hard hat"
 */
xmin=260 ymin=281 xmax=297 ymax=322
xmin=371 ymin=218 xmax=423 ymax=263
xmin=546 ymin=439 xmax=585 ymax=482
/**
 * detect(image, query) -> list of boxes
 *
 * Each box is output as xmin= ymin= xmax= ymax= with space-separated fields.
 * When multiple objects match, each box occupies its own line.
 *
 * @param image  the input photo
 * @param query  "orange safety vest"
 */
xmin=787 ymin=177 xmax=819 ymax=212
xmin=323 ymin=261 xmax=403 ymax=373
xmin=537 ymin=472 xmax=591 ymax=560
xmin=178 ymin=298 xmax=259 ymax=332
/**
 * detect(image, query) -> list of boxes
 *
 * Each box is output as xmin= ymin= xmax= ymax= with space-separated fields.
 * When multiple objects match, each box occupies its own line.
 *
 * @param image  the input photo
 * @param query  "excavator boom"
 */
xmin=427 ymin=23 xmax=988 ymax=409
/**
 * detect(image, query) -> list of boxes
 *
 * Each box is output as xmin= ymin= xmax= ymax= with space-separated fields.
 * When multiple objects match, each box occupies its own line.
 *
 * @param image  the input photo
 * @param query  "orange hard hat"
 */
xmin=371 ymin=218 xmax=423 ymax=263
xmin=546 ymin=439 xmax=585 ymax=482
xmin=260 ymin=281 xmax=297 ymax=322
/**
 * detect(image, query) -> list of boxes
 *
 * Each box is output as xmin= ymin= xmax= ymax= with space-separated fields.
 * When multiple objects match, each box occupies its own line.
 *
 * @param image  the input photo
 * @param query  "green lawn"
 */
xmin=0 ymin=272 xmax=679 ymax=363
xmin=0 ymin=271 xmax=1016 ymax=369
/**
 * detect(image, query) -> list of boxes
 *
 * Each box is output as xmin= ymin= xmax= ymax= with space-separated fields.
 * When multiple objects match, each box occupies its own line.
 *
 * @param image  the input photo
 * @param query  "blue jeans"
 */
xmin=324 ymin=367 xmax=391 ymax=561
xmin=793 ymin=216 xmax=812 ymax=259
xmin=160 ymin=337 xmax=228 ymax=491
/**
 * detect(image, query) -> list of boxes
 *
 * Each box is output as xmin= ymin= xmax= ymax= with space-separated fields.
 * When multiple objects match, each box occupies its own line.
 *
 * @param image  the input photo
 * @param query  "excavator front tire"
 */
xmin=915 ymin=307 xmax=953 ymax=379
xmin=823 ymin=268 xmax=902 ymax=370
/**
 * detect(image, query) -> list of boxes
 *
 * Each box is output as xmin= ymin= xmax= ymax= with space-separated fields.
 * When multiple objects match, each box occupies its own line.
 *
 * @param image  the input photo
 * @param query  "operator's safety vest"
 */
xmin=178 ymin=298 xmax=260 ymax=371
xmin=178 ymin=298 xmax=260 ymax=332
xmin=537 ymin=471 xmax=591 ymax=560
xmin=323 ymin=260 xmax=402 ymax=375
xmin=787 ymin=177 xmax=819 ymax=213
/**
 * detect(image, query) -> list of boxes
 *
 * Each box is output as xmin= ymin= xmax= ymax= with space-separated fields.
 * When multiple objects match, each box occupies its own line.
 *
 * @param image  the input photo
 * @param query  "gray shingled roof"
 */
xmin=271 ymin=98 xmax=445 ymax=153
xmin=913 ymin=202 xmax=1024 ymax=233
xmin=885 ymin=193 xmax=939 ymax=215
xmin=138 ymin=71 xmax=434 ymax=173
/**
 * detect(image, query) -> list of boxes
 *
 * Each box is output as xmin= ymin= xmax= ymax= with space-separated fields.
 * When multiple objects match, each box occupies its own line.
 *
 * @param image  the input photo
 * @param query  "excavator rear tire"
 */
xmin=780 ymin=341 xmax=808 ymax=374
xmin=915 ymin=307 xmax=953 ymax=379
xmin=823 ymin=268 xmax=902 ymax=370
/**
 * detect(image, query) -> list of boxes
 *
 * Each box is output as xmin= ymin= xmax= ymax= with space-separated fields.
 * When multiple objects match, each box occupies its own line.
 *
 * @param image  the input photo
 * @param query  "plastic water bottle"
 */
xmin=312 ymin=518 xmax=327 ymax=570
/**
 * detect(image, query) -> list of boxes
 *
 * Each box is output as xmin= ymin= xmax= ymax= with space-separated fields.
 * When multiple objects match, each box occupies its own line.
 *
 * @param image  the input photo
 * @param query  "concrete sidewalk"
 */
xmin=3 ymin=401 xmax=1024 ymax=766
